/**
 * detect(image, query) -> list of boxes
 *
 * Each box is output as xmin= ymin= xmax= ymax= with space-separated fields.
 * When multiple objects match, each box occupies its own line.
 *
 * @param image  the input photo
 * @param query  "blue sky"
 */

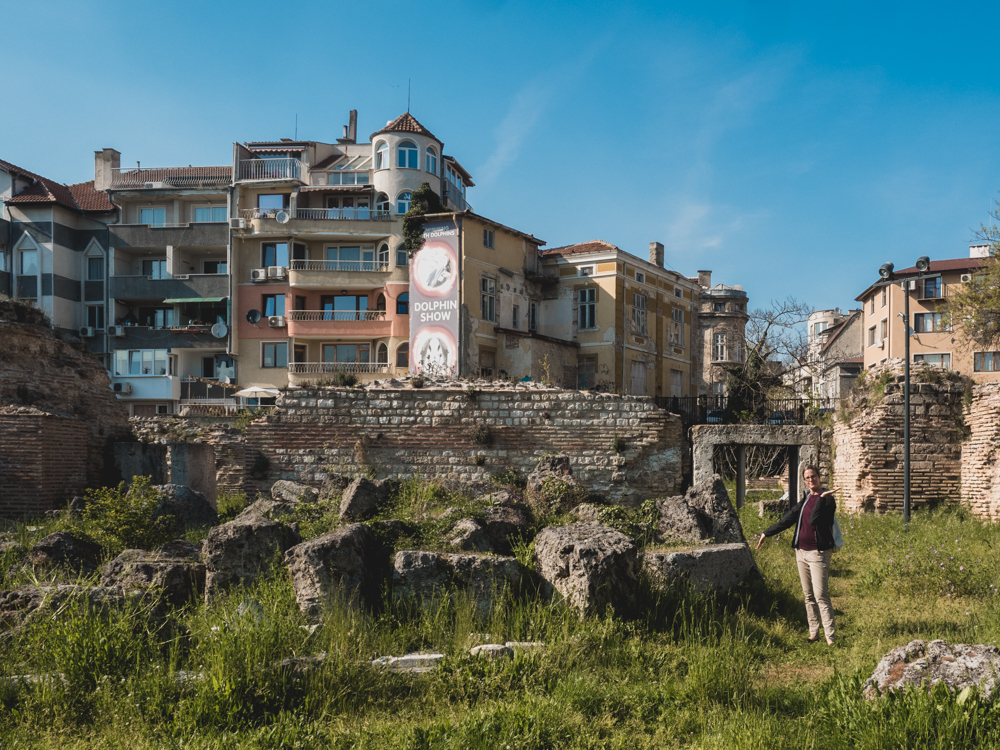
xmin=2 ymin=0 xmax=998 ymax=313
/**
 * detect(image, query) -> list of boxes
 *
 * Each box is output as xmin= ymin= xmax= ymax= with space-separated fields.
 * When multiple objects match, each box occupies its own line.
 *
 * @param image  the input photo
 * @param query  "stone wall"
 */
xmin=833 ymin=361 xmax=967 ymax=513
xmin=130 ymin=417 xmax=248 ymax=495
xmin=961 ymin=382 xmax=1000 ymax=520
xmin=243 ymin=384 xmax=685 ymax=505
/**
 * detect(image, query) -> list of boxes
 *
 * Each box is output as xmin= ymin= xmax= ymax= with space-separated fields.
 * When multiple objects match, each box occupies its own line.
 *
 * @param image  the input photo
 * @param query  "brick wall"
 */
xmin=243 ymin=385 xmax=685 ymax=505
xmin=130 ymin=417 xmax=248 ymax=495
xmin=0 ymin=410 xmax=88 ymax=517
xmin=961 ymin=382 xmax=1000 ymax=520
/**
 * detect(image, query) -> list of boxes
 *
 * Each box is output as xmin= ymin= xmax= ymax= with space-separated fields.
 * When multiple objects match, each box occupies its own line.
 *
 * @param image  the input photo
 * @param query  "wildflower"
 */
xmin=966 ymin=612 xmax=971 ymax=615
xmin=960 ymin=566 xmax=964 ymax=571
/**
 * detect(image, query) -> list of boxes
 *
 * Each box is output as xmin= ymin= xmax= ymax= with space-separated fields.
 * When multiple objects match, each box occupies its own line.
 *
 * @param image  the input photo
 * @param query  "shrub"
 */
xmin=611 ymin=434 xmax=625 ymax=453
xmin=470 ymin=423 xmax=492 ymax=445
xmin=411 ymin=374 xmax=425 ymax=388
xmin=330 ymin=369 xmax=358 ymax=387
xmin=77 ymin=476 xmax=174 ymax=556
xmin=535 ymin=477 xmax=587 ymax=515
xmin=234 ymin=406 xmax=273 ymax=433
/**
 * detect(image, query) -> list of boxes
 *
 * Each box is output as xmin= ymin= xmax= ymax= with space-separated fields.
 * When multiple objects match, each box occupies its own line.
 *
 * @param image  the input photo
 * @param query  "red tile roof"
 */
xmin=68 ymin=181 xmax=114 ymax=211
xmin=542 ymin=240 xmax=621 ymax=257
xmin=1 ymin=158 xmax=113 ymax=213
xmin=370 ymin=113 xmax=439 ymax=143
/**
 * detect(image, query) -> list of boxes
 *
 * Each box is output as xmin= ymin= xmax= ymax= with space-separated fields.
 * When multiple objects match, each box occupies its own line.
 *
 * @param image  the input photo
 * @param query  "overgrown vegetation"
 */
xmin=944 ymin=195 xmax=1000 ymax=350
xmin=70 ymin=476 xmax=174 ymax=556
xmin=402 ymin=182 xmax=446 ymax=255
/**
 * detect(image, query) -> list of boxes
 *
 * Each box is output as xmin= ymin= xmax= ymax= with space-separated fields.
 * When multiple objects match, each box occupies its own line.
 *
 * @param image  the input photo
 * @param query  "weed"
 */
xmin=410 ymin=374 xmax=425 ymax=388
xmin=70 ymin=476 xmax=174 ymax=557
xmin=611 ymin=433 xmax=625 ymax=453
xmin=470 ymin=423 xmax=492 ymax=446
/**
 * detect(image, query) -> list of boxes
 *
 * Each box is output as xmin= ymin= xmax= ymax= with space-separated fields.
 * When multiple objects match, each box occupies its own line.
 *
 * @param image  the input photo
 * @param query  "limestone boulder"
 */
xmin=393 ymin=551 xmax=528 ymax=616
xmin=27 ymin=532 xmax=101 ymax=574
xmin=368 ymin=518 xmax=419 ymax=547
xmin=864 ymin=640 xmax=1000 ymax=701
xmin=203 ymin=514 xmax=300 ymax=602
xmin=570 ymin=503 xmax=602 ymax=522
xmin=285 ymin=524 xmax=380 ymax=617
xmin=373 ymin=478 xmax=401 ymax=504
xmin=0 ymin=584 xmax=155 ymax=639
xmin=270 ymin=480 xmax=319 ymax=504
xmin=319 ymin=474 xmax=351 ymax=503
xmin=0 ymin=540 xmax=26 ymax=558
xmin=237 ymin=499 xmax=299 ymax=522
xmin=339 ymin=477 xmax=381 ymax=521
xmin=448 ymin=519 xmax=492 ymax=553
xmin=100 ymin=545 xmax=207 ymax=607
xmin=482 ymin=505 xmax=532 ymax=554
xmin=153 ymin=484 xmax=219 ymax=529
xmin=643 ymin=543 xmax=761 ymax=593
xmin=474 ymin=488 xmax=523 ymax=507
xmin=656 ymin=496 xmax=711 ymax=543
xmin=533 ymin=522 xmax=640 ymax=615
xmin=657 ymin=475 xmax=746 ymax=545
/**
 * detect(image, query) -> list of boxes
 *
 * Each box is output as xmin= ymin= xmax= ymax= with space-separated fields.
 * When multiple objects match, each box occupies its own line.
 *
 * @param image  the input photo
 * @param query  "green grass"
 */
xmin=4 ymin=494 xmax=1000 ymax=748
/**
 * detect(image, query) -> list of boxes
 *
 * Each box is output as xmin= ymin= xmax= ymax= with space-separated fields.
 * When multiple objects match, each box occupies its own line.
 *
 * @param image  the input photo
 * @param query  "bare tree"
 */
xmin=945 ymin=196 xmax=1000 ymax=350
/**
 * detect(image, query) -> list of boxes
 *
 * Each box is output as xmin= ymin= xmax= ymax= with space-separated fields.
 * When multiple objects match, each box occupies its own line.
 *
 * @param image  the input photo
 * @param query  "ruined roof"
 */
xmin=1 ymin=158 xmax=113 ymax=212
xmin=370 ymin=113 xmax=439 ymax=143
xmin=542 ymin=240 xmax=621 ymax=257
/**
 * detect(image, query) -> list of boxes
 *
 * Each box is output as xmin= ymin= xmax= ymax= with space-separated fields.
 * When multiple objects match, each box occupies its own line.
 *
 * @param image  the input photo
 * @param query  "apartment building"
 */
xmin=98 ymin=149 xmax=233 ymax=416
xmin=855 ymin=245 xmax=999 ymax=382
xmin=0 ymin=158 xmax=115 ymax=350
xmin=231 ymin=111 xmax=474 ymax=389
xmin=694 ymin=271 xmax=750 ymax=397
xmin=786 ymin=308 xmax=863 ymax=402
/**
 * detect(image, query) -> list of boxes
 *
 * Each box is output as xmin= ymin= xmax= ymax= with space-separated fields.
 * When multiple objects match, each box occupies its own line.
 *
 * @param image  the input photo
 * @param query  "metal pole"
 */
xmin=903 ymin=282 xmax=911 ymax=525
xmin=736 ymin=445 xmax=746 ymax=509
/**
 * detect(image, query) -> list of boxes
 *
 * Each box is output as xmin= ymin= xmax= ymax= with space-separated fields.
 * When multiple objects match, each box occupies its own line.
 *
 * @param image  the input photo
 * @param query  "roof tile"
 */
xmin=370 ymin=113 xmax=439 ymax=142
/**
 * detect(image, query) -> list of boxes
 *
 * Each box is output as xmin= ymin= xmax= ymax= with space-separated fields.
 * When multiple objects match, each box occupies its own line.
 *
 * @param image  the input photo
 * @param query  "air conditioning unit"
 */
xmin=268 ymin=315 xmax=286 ymax=328
xmin=251 ymin=268 xmax=267 ymax=282
xmin=267 ymin=266 xmax=287 ymax=279
xmin=112 ymin=382 xmax=132 ymax=394
xmin=79 ymin=326 xmax=95 ymax=337
xmin=960 ymin=273 xmax=973 ymax=283
xmin=111 ymin=325 xmax=125 ymax=337
xmin=230 ymin=217 xmax=245 ymax=230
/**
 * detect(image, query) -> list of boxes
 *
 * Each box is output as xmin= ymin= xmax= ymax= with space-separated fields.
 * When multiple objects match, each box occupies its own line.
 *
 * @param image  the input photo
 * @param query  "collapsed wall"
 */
xmin=961 ymin=382 xmax=1000 ymax=520
xmin=130 ymin=418 xmax=247 ymax=494
xmin=243 ymin=383 xmax=685 ymax=505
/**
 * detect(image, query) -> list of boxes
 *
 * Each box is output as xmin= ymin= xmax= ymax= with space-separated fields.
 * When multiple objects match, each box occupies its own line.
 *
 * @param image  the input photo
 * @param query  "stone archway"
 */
xmin=690 ymin=425 xmax=822 ymax=509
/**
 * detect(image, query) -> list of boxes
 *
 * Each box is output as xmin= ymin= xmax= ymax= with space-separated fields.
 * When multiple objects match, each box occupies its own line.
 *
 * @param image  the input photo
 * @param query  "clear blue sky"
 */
xmin=3 ymin=0 xmax=998 ymax=313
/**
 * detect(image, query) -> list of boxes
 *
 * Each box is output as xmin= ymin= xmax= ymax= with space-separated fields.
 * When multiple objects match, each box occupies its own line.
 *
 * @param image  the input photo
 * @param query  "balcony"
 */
xmin=237 ymin=158 xmax=303 ymax=182
xmin=444 ymin=183 xmax=472 ymax=213
xmin=110 ymin=273 xmax=229 ymax=302
xmin=110 ymin=222 xmax=228 ymax=249
xmin=288 ymin=260 xmax=392 ymax=288
xmin=291 ymin=260 xmax=389 ymax=273
xmin=111 ymin=375 xmax=181 ymax=401
xmin=110 ymin=166 xmax=231 ymax=190
xmin=240 ymin=207 xmax=392 ymax=222
xmin=111 ymin=325 xmax=227 ymax=350
xmin=286 ymin=310 xmax=390 ymax=337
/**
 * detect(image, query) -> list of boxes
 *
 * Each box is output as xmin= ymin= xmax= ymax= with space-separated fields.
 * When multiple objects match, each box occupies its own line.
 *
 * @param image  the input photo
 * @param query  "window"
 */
xmin=293 ymin=344 xmax=307 ymax=363
xmin=377 ymin=343 xmax=389 ymax=364
xmin=19 ymin=249 xmax=37 ymax=275
xmin=881 ymin=287 xmax=887 ymax=307
xmin=87 ymin=256 xmax=104 ymax=281
xmin=483 ymin=229 xmax=494 ymax=248
xmin=914 ymin=312 xmax=947 ymax=332
xmin=396 ymin=343 xmax=409 ymax=368
xmin=376 ymin=294 xmax=386 ymax=311
xmin=674 ymin=287 xmax=683 ymax=298
xmin=635 ymin=272 xmax=645 ymax=284
xmin=578 ymin=266 xmax=594 ymax=277
xmin=138 ymin=307 xmax=175 ymax=328
xmin=974 ymin=351 xmax=1000 ymax=372
xmin=479 ymin=350 xmax=495 ymax=378
xmin=263 ymin=294 xmax=285 ymax=317
xmin=879 ymin=319 xmax=887 ymax=340
xmin=671 ymin=307 xmax=684 ymax=346
xmin=631 ymin=294 xmax=647 ymax=335
xmin=202 ymin=356 xmax=217 ymax=378
xmin=813 ymin=321 xmax=828 ymax=337
xmin=322 ymin=343 xmax=370 ymax=364
xmin=481 ymin=278 xmax=496 ymax=322
xmin=193 ymin=206 xmax=227 ymax=222
xmin=578 ymin=356 xmax=596 ymax=389
xmin=396 ymin=245 xmax=408 ymax=266
xmin=396 ymin=292 xmax=409 ymax=315
xmin=141 ymin=259 xmax=167 ymax=279
xmin=529 ymin=302 xmax=538 ymax=333
xmin=578 ymin=288 xmax=596 ymax=329
xmin=713 ymin=302 xmax=725 ymax=312
xmin=397 ymin=191 xmax=412 ymax=214
xmin=713 ymin=332 xmax=727 ymax=361
xmin=324 ymin=245 xmax=376 ymax=271
xmin=86 ymin=305 xmax=105 ymax=330
xmin=376 ymin=193 xmax=390 ymax=213
xmin=257 ymin=194 xmax=289 ymax=216
xmin=922 ymin=277 xmax=943 ymax=299
xmin=426 ymin=146 xmax=437 ymax=175
xmin=262 ymin=342 xmax=288 ymax=368
xmin=868 ymin=326 xmax=876 ymax=347
xmin=262 ymin=242 xmax=289 ymax=267
xmin=869 ymin=296 xmax=875 ymax=315
xmin=114 ymin=349 xmax=170 ymax=376
xmin=397 ymin=140 xmax=418 ymax=169
xmin=139 ymin=207 xmax=166 ymax=226
xmin=320 ymin=294 xmax=368 ymax=321
xmin=375 ymin=141 xmax=389 ymax=170
xmin=670 ymin=369 xmax=684 ymax=398
xmin=326 ymin=171 xmax=369 ymax=185
xmin=378 ymin=244 xmax=389 ymax=267
xmin=512 ymin=305 xmax=520 ymax=329
xmin=914 ymin=353 xmax=951 ymax=369
xmin=204 ymin=260 xmax=227 ymax=274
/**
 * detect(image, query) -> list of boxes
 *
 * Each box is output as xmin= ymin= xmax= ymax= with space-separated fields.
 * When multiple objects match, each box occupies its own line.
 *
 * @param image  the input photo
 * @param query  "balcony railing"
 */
xmin=289 ymin=362 xmax=391 ymax=374
xmin=444 ymin=183 xmax=472 ymax=212
xmin=290 ymin=260 xmax=389 ymax=273
xmin=237 ymin=158 xmax=303 ymax=182
xmin=110 ymin=166 xmax=231 ymax=189
xmin=288 ymin=310 xmax=386 ymax=322
xmin=239 ymin=207 xmax=391 ymax=222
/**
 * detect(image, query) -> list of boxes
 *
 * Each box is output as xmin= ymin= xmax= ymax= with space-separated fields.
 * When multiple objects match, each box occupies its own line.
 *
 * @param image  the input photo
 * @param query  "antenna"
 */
xmin=408 ymin=79 xmax=411 ymax=112
xmin=295 ymin=113 xmax=298 ymax=140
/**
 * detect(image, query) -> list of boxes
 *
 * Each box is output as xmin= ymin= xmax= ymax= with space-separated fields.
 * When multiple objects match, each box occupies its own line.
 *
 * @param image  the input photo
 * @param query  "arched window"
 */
xmin=377 ymin=342 xmax=388 ymax=363
xmin=375 ymin=193 xmax=390 ymax=214
xmin=377 ymin=243 xmax=389 ymax=268
xmin=375 ymin=141 xmax=389 ymax=170
xmin=396 ymin=292 xmax=409 ymax=315
xmin=425 ymin=146 xmax=437 ymax=175
xmin=397 ymin=191 xmax=412 ymax=214
xmin=395 ymin=243 xmax=408 ymax=267
xmin=376 ymin=293 xmax=386 ymax=311
xmin=396 ymin=343 xmax=409 ymax=368
xmin=397 ymin=140 xmax=418 ymax=169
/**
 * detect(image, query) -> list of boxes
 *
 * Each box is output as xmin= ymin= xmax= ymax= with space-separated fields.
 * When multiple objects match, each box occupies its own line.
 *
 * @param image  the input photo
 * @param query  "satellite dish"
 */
xmin=275 ymin=210 xmax=290 ymax=224
xmin=246 ymin=309 xmax=262 ymax=324
xmin=211 ymin=322 xmax=228 ymax=338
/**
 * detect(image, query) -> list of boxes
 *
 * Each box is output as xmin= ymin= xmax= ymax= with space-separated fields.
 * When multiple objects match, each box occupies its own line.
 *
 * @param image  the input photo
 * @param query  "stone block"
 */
xmin=643 ymin=543 xmax=761 ymax=593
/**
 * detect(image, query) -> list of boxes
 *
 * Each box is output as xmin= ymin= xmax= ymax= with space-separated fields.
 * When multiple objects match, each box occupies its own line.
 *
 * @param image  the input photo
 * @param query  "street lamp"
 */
xmin=875 ymin=255 xmax=932 ymax=526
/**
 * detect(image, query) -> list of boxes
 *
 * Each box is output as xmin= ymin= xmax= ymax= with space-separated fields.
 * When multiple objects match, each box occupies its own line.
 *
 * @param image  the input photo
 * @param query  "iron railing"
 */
xmin=290 ymin=260 xmax=389 ymax=273
xmin=288 ymin=362 xmax=390 ymax=374
xmin=652 ymin=396 xmax=817 ymax=426
xmin=110 ymin=166 xmax=232 ymax=189
xmin=237 ymin=158 xmax=303 ymax=182
xmin=287 ymin=310 xmax=386 ymax=322
xmin=294 ymin=207 xmax=391 ymax=221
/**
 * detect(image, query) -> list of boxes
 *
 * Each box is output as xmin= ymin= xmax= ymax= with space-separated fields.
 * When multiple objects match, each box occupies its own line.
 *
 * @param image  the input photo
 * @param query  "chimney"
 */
xmin=649 ymin=241 xmax=664 ymax=268
xmin=970 ymin=244 xmax=990 ymax=258
xmin=698 ymin=270 xmax=712 ymax=288
xmin=348 ymin=109 xmax=358 ymax=143
xmin=94 ymin=148 xmax=121 ymax=190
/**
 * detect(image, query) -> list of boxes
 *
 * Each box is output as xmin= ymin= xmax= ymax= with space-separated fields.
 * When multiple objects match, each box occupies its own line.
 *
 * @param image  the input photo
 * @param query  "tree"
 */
xmin=945 ymin=196 xmax=1000 ymax=350
xmin=402 ymin=182 xmax=446 ymax=256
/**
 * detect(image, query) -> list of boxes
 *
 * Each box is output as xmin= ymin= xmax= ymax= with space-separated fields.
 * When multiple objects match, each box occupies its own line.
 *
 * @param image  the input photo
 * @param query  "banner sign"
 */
xmin=410 ymin=219 xmax=460 ymax=377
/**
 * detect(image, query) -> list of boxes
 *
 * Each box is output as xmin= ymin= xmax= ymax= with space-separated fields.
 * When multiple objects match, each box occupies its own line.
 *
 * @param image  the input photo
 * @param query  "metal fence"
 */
xmin=653 ymin=396 xmax=828 ymax=425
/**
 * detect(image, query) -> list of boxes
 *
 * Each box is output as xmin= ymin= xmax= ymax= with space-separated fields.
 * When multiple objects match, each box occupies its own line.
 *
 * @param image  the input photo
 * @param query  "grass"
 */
xmin=4 ymin=489 xmax=1000 ymax=748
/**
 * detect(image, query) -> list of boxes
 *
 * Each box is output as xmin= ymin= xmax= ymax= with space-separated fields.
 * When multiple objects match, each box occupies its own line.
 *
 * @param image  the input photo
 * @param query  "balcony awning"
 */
xmin=162 ymin=296 xmax=226 ymax=304
xmin=299 ymin=185 xmax=372 ymax=193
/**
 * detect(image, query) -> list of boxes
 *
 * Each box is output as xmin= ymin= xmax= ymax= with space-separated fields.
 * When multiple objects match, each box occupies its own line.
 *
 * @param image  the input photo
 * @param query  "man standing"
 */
xmin=755 ymin=465 xmax=838 ymax=645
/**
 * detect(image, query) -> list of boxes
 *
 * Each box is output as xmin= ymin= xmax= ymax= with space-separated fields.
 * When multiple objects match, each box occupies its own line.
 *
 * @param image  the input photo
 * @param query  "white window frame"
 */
xmin=139 ymin=206 xmax=167 ymax=226
xmin=578 ymin=265 xmax=595 ymax=277
xmin=578 ymin=288 xmax=597 ymax=329
xmin=375 ymin=141 xmax=389 ymax=170
xmin=397 ymin=140 xmax=418 ymax=169
xmin=86 ymin=304 xmax=105 ymax=330
xmin=674 ymin=286 xmax=684 ymax=298
xmin=713 ymin=332 xmax=727 ymax=361
xmin=425 ymin=146 xmax=437 ymax=175
xmin=192 ymin=205 xmax=227 ymax=223
xmin=913 ymin=352 xmax=952 ymax=369
xmin=396 ymin=191 xmax=412 ymax=214
xmin=395 ymin=244 xmax=408 ymax=267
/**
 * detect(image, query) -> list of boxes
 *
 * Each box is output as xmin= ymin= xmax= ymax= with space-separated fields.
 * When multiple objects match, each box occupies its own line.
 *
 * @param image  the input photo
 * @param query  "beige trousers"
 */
xmin=795 ymin=549 xmax=835 ymax=640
